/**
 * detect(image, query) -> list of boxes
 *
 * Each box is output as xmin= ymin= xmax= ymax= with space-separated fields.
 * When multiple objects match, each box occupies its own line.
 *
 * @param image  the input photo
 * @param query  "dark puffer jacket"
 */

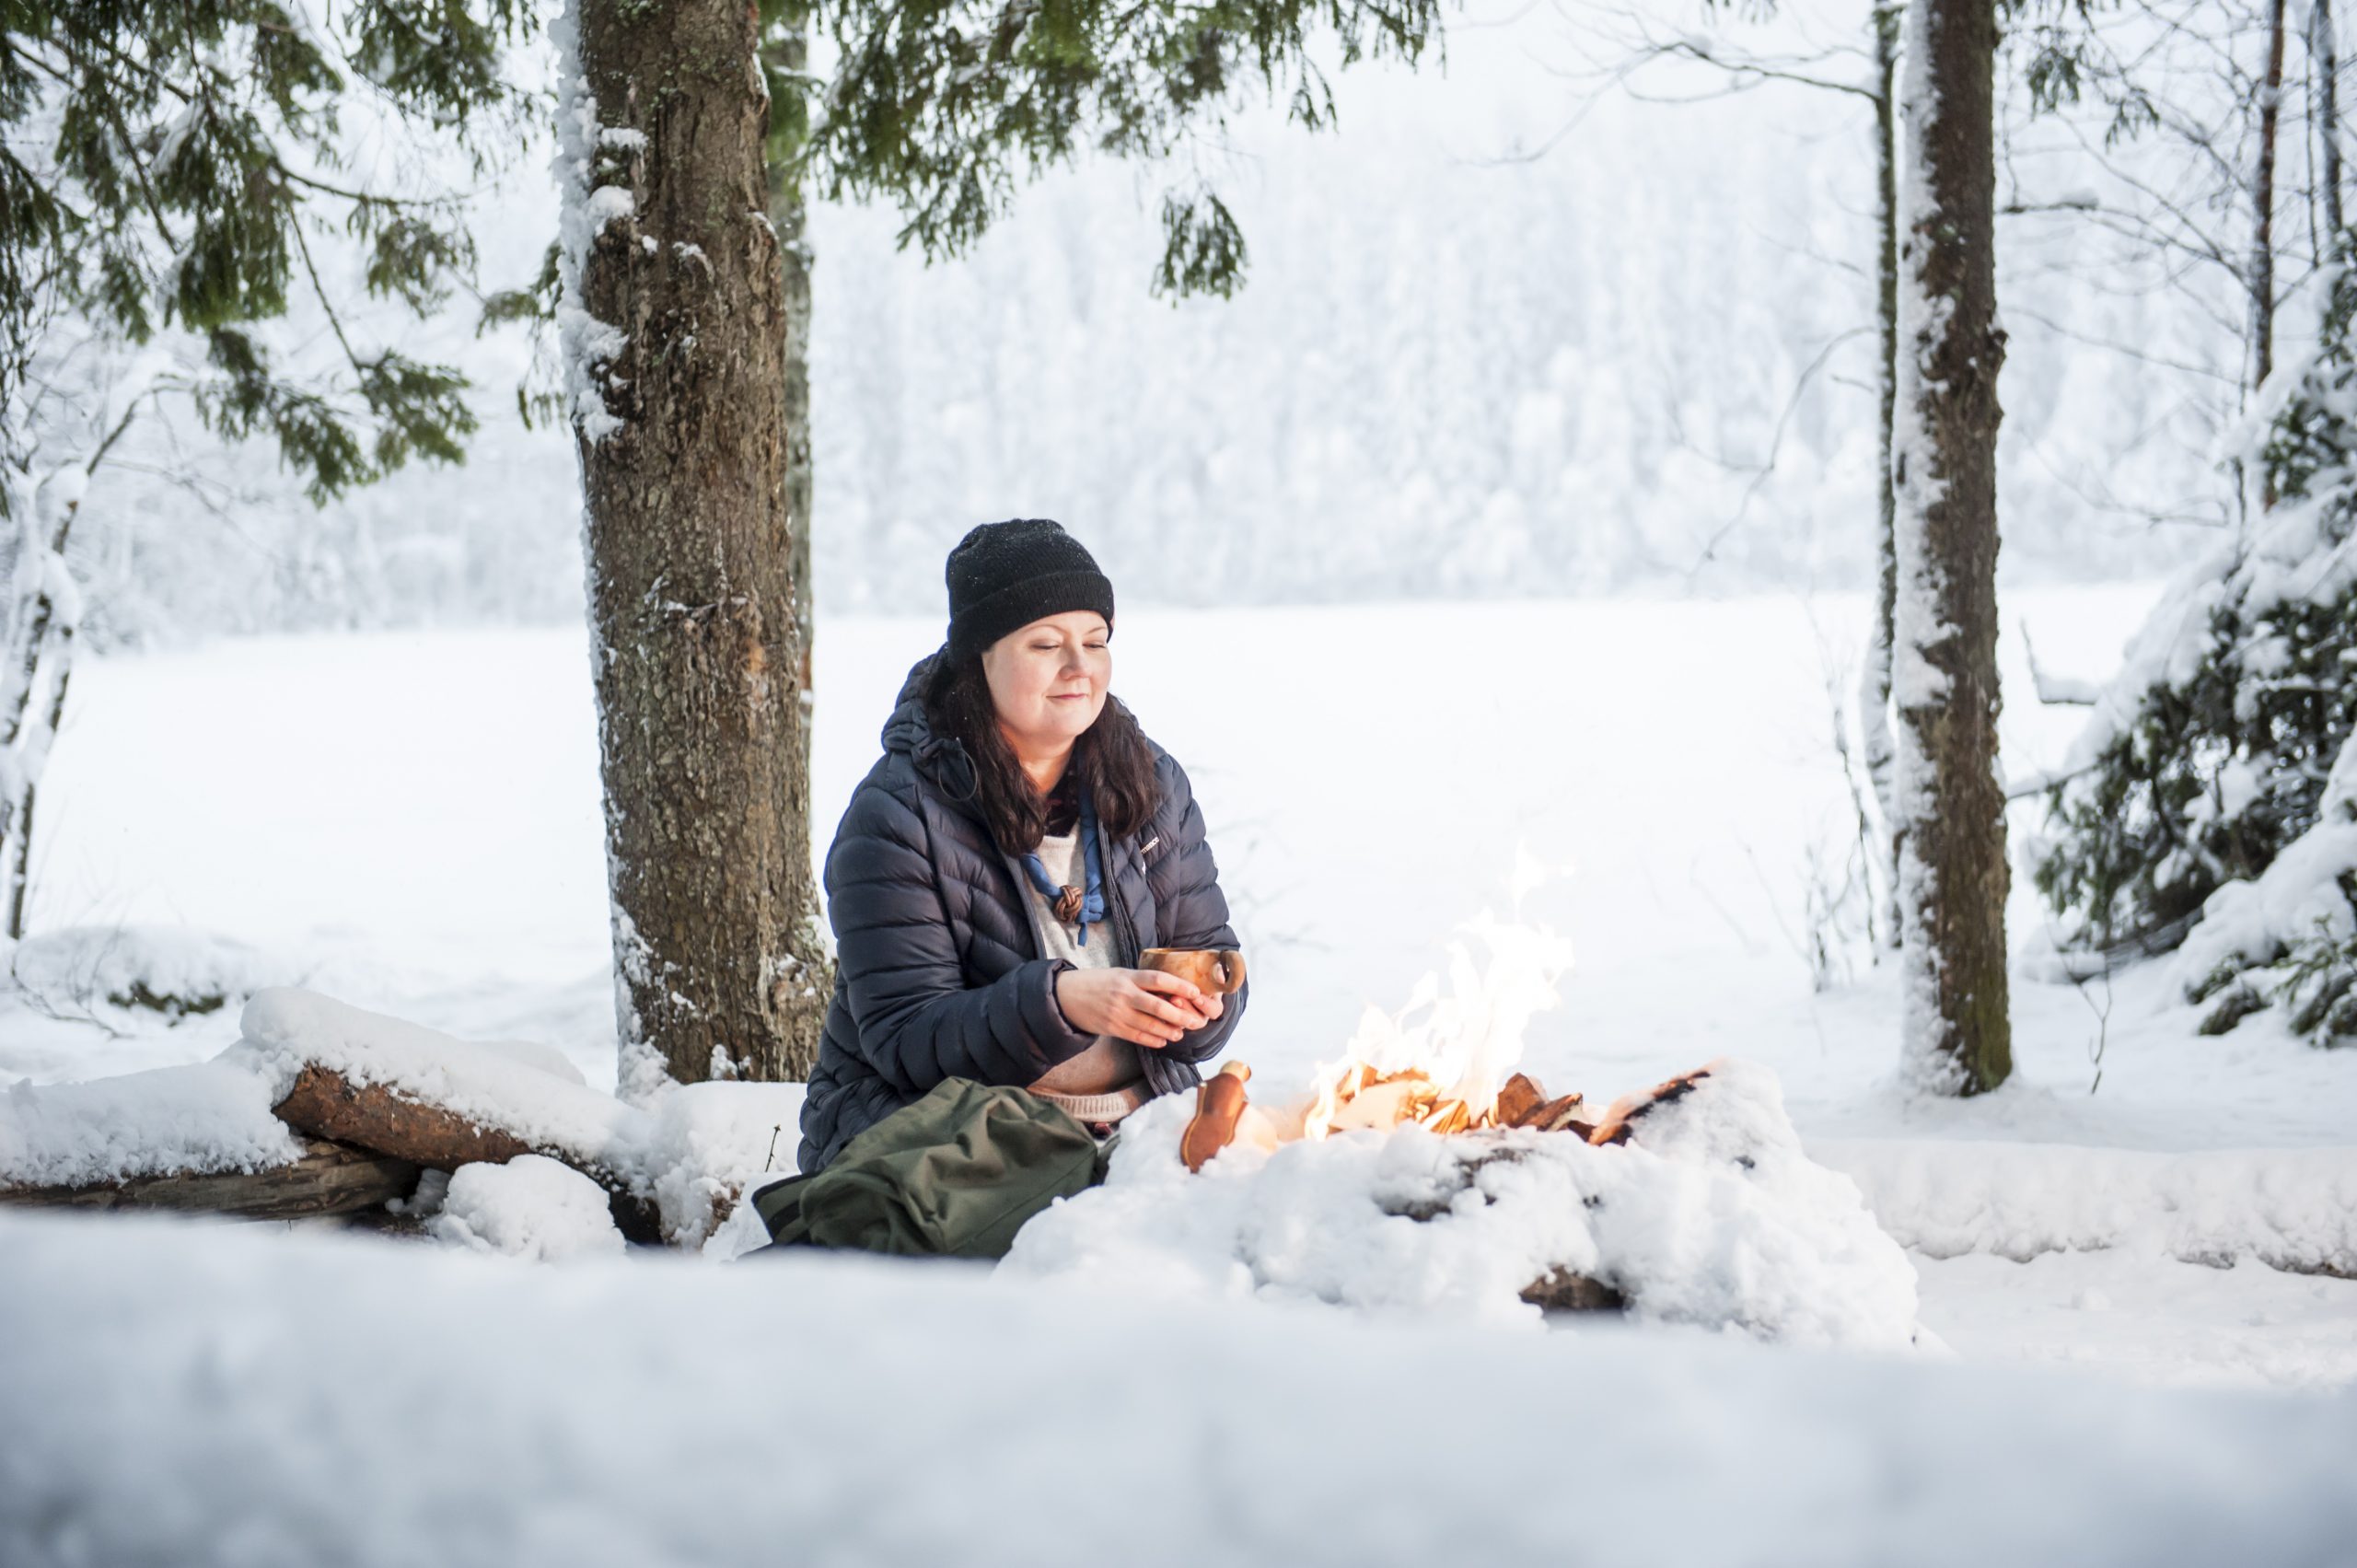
xmin=798 ymin=651 xmax=1248 ymax=1171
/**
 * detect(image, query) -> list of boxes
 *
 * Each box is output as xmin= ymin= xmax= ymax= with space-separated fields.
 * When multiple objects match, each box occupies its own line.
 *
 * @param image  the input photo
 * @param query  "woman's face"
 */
xmin=981 ymin=610 xmax=1111 ymax=753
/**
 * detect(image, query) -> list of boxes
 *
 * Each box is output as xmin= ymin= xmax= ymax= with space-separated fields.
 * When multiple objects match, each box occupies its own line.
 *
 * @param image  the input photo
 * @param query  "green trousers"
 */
xmin=749 ymin=1077 xmax=1115 ymax=1260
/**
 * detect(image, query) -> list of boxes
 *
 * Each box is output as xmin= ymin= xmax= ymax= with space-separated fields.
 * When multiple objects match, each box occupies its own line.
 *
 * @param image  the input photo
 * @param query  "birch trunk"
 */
xmin=557 ymin=0 xmax=830 ymax=1092
xmin=1890 ymin=0 xmax=2012 ymax=1096
xmin=0 ymin=470 xmax=81 ymax=940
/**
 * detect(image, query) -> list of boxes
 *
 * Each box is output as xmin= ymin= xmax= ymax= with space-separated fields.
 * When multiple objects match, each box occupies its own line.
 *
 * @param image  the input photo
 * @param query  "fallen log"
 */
xmin=0 ymin=1137 xmax=419 ymax=1221
xmin=273 ymin=1063 xmax=542 ymax=1170
xmin=273 ymin=1063 xmax=663 ymax=1243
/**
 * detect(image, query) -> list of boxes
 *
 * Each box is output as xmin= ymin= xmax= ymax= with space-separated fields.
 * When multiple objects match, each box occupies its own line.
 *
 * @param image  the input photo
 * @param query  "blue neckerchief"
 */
xmin=1022 ymin=783 xmax=1106 ymax=947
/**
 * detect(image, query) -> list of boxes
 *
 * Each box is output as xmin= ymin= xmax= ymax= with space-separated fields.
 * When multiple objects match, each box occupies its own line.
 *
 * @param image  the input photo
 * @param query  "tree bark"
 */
xmin=764 ymin=11 xmax=817 ymax=720
xmin=2252 ymin=0 xmax=2289 ymax=449
xmin=563 ymin=0 xmax=832 ymax=1091
xmin=1 ymin=485 xmax=78 ymax=940
xmin=274 ymin=1063 xmax=552 ymax=1174
xmin=1890 ymin=0 xmax=2012 ymax=1096
xmin=1860 ymin=0 xmax=1904 ymax=953
xmin=2315 ymin=0 xmax=2344 ymax=242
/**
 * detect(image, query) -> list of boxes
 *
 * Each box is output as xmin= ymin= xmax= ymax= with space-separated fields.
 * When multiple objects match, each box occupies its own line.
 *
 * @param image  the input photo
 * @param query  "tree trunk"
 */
xmin=2316 ymin=0 xmax=2344 ymax=241
xmin=1890 ymin=0 xmax=2012 ymax=1096
xmin=2252 ymin=0 xmax=2289 ymax=429
xmin=1860 ymin=0 xmax=1904 ymax=953
xmin=764 ymin=10 xmax=818 ymax=720
xmin=558 ymin=0 xmax=831 ymax=1093
xmin=0 ymin=480 xmax=79 ymax=940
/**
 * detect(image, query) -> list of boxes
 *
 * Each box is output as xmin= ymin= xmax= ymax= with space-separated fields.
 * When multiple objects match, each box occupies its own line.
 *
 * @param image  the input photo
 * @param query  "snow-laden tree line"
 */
xmin=3 ymin=0 xmax=2350 ymax=1092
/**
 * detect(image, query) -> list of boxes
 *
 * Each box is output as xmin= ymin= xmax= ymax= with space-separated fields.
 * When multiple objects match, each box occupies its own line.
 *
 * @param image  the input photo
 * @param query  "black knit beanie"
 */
xmin=944 ymin=518 xmax=1116 ymax=663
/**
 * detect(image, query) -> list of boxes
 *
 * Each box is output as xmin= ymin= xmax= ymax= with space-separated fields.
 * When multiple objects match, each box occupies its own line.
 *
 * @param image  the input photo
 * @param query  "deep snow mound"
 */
xmin=1004 ymin=1058 xmax=1924 ymax=1348
xmin=4 ymin=1210 xmax=2353 ymax=1568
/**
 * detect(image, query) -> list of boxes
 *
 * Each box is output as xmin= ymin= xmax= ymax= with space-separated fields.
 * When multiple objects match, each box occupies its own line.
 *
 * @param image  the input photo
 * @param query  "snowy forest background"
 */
xmin=38 ymin=0 xmax=2264 ymax=646
xmin=5 ymin=0 xmax=2356 ymax=1553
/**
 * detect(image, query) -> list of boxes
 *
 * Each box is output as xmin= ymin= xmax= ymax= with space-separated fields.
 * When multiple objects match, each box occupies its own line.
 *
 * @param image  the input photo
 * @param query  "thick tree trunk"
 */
xmin=1890 ymin=0 xmax=2012 ymax=1096
xmin=1860 ymin=0 xmax=1904 ymax=953
xmin=559 ymin=0 xmax=831 ymax=1092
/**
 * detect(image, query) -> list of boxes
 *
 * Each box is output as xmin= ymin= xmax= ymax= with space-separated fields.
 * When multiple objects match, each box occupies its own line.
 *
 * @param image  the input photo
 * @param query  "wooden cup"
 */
xmin=1139 ymin=947 xmax=1247 ymax=995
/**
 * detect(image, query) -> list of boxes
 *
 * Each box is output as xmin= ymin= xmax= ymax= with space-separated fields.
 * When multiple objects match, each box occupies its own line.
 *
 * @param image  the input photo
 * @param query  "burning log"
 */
xmin=1495 ymin=1073 xmax=1547 ymax=1127
xmin=1588 ymin=1069 xmax=1713 ymax=1147
xmin=1512 ymin=1092 xmax=1591 ymax=1135
xmin=0 ymin=1136 xmax=419 ymax=1221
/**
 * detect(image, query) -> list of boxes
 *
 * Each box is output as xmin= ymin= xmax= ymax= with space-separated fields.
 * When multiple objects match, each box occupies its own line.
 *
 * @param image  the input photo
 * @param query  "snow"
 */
xmin=1915 ymin=1249 xmax=2357 ymax=1389
xmin=1819 ymin=1139 xmax=2357 ymax=1275
xmin=1008 ymin=1060 xmax=1925 ymax=1348
xmin=426 ymin=1154 xmax=624 ymax=1260
xmin=3 ymin=1209 xmax=2355 ymax=1568
xmin=2033 ymin=492 xmax=2357 ymax=796
xmin=0 ymin=1061 xmax=297 ymax=1191
xmin=225 ymin=987 xmax=647 ymax=1183
xmin=3 ymin=923 xmax=287 ymax=1020
xmin=642 ymin=1079 xmax=807 ymax=1247
xmin=2165 ymin=730 xmax=2357 ymax=1004
xmin=552 ymin=0 xmax=631 ymax=447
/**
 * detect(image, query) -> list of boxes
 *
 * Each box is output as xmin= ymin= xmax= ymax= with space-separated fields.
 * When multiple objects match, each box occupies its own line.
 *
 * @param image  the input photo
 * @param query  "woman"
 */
xmin=795 ymin=517 xmax=1249 ymax=1179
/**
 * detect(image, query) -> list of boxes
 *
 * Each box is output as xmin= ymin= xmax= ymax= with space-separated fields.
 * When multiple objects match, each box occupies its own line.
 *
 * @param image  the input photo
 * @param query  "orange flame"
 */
xmin=1299 ymin=909 xmax=1573 ymax=1140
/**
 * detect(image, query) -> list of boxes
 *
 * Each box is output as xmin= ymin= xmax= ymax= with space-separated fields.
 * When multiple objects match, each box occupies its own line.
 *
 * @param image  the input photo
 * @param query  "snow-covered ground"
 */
xmin=5 ymin=1208 xmax=2351 ymax=1568
xmin=0 ymin=587 xmax=2347 ymax=1508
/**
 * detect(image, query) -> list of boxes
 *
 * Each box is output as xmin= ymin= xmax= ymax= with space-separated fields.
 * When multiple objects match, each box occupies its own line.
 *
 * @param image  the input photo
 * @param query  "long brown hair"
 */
xmin=923 ymin=646 xmax=1162 ymax=855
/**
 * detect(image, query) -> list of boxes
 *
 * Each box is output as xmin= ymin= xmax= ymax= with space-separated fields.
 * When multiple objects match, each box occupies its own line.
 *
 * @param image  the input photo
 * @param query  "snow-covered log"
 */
xmin=0 ymin=1136 xmax=417 ymax=1220
xmin=1 ymin=987 xmax=807 ymax=1248
xmin=273 ymin=1065 xmax=554 ymax=1177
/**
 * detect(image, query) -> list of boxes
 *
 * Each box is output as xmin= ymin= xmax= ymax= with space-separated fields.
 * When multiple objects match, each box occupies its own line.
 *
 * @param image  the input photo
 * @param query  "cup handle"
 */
xmin=1215 ymin=950 xmax=1247 ymax=993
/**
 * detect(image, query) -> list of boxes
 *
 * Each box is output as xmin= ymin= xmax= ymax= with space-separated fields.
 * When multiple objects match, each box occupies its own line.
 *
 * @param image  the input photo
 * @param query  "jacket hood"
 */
xmin=881 ymin=645 xmax=981 ymax=807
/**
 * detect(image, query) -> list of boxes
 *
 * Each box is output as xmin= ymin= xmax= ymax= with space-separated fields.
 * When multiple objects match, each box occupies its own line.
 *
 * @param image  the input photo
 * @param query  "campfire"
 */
xmin=1298 ymin=909 xmax=1583 ymax=1140
xmin=1303 ymin=1063 xmax=1595 ymax=1140
xmin=1188 ymin=907 xmax=1712 ymax=1165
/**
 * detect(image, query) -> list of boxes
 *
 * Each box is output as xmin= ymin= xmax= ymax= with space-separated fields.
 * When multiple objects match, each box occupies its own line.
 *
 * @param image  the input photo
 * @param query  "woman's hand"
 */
xmin=1054 ymin=967 xmax=1224 ymax=1047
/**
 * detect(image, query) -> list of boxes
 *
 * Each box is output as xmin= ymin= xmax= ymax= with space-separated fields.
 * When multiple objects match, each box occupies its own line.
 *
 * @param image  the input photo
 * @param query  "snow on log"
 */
xmin=273 ymin=1065 xmax=544 ymax=1173
xmin=0 ymin=1058 xmax=302 ymax=1191
xmin=1 ymin=987 xmax=805 ymax=1246
xmin=0 ymin=1136 xmax=418 ymax=1220
xmin=226 ymin=988 xmax=651 ymax=1190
